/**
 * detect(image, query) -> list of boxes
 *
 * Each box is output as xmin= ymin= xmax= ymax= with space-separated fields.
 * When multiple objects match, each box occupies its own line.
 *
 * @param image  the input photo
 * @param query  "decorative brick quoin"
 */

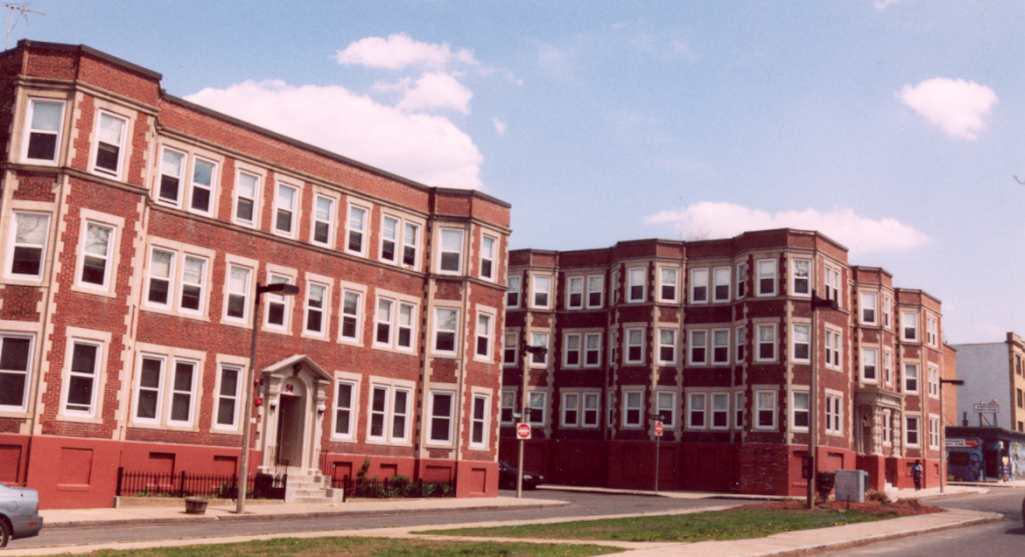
xmin=502 ymin=231 xmax=951 ymax=495
xmin=0 ymin=40 xmax=510 ymax=508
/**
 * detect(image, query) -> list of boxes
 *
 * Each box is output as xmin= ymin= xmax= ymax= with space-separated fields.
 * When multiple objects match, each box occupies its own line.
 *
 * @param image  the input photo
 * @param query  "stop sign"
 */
xmin=516 ymin=422 xmax=532 ymax=440
xmin=654 ymin=420 xmax=664 ymax=437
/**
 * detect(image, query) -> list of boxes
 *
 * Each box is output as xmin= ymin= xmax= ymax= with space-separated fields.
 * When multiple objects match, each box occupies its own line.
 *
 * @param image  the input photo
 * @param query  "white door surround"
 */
xmin=257 ymin=354 xmax=330 ymax=476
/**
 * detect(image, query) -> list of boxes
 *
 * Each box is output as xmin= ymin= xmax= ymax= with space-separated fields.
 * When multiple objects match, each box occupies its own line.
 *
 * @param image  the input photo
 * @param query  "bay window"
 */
xmin=433 ymin=307 xmax=459 ymax=354
xmin=189 ymin=158 xmax=216 ymax=214
xmin=0 ymin=334 xmax=32 ymax=411
xmin=438 ymin=228 xmax=464 ymax=273
xmin=23 ymin=98 xmax=64 ymax=162
xmin=689 ymin=268 xmax=708 ymax=303
xmin=480 ymin=234 xmax=497 ymax=281
xmin=7 ymin=212 xmax=49 ymax=278
xmin=687 ymin=392 xmax=706 ymax=428
xmin=756 ymin=259 xmax=777 ymax=296
xmin=93 ymin=111 xmax=126 ymax=176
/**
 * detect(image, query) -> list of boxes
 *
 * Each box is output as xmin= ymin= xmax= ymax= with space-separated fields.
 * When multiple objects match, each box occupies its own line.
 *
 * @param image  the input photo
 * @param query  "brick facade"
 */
xmin=502 ymin=229 xmax=947 ymax=495
xmin=0 ymin=41 xmax=509 ymax=508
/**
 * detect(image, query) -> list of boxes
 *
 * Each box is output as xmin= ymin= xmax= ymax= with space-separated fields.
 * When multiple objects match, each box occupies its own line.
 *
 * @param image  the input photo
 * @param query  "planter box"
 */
xmin=184 ymin=497 xmax=208 ymax=515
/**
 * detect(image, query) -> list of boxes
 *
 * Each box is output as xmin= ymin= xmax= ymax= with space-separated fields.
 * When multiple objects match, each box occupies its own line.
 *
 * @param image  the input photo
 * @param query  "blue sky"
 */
xmin=11 ymin=1 xmax=1025 ymax=343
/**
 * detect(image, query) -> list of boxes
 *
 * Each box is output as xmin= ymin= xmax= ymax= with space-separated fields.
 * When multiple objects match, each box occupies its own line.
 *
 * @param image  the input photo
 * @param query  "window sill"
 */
xmin=1 ymin=275 xmax=47 ymax=287
xmin=365 ymin=438 xmax=413 ymax=447
xmin=56 ymin=413 xmax=103 ymax=424
xmin=71 ymin=283 xmax=117 ymax=299
xmin=141 ymin=305 xmax=211 ymax=323
xmin=338 ymin=337 xmax=363 ymax=347
xmin=220 ymin=318 xmax=254 ymax=330
xmin=261 ymin=325 xmax=293 ymax=336
xmin=301 ymin=331 xmax=331 ymax=342
xmin=329 ymin=435 xmax=356 ymax=443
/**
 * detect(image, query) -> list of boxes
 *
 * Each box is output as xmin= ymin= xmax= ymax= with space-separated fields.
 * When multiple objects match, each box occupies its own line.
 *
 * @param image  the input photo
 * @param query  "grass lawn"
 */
xmin=423 ymin=506 xmax=897 ymax=543
xmin=62 ymin=536 xmax=620 ymax=557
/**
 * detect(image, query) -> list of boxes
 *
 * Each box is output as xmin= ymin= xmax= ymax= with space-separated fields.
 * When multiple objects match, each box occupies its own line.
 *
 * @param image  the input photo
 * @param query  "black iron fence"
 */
xmin=332 ymin=475 xmax=455 ymax=500
xmin=115 ymin=467 xmax=286 ymax=499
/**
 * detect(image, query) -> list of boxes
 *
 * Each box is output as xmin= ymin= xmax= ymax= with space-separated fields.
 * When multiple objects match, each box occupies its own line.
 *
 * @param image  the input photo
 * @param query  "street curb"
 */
xmin=763 ymin=512 xmax=1005 ymax=557
xmin=537 ymin=485 xmax=794 ymax=502
xmin=42 ymin=501 xmax=567 ymax=530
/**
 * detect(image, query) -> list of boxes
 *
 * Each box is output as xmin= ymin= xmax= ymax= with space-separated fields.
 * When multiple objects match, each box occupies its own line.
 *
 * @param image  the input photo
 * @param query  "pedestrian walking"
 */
xmin=912 ymin=460 xmax=923 ymax=491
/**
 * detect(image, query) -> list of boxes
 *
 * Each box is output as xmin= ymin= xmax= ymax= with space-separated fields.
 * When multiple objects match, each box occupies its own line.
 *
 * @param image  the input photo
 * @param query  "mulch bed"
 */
xmin=745 ymin=498 xmax=943 ymax=516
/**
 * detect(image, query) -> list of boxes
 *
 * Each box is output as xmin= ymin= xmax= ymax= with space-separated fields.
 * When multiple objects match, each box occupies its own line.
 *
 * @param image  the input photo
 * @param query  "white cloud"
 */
xmin=186 ymin=80 xmax=482 ymax=188
xmin=644 ymin=202 xmax=928 ymax=255
xmin=336 ymin=33 xmax=476 ymax=70
xmin=898 ymin=77 xmax=998 ymax=140
xmin=492 ymin=117 xmax=507 ymax=136
xmin=375 ymin=72 xmax=473 ymax=114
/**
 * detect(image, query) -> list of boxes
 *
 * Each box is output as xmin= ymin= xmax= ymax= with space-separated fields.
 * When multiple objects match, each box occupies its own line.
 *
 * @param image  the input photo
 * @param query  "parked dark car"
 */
xmin=0 ymin=484 xmax=43 ymax=547
xmin=498 ymin=460 xmax=544 ymax=490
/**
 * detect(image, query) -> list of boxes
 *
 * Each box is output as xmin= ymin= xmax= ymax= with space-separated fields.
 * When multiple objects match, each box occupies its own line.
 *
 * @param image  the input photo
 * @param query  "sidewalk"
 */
xmin=887 ymin=484 xmax=988 ymax=500
xmin=950 ymin=479 xmax=1025 ymax=488
xmin=539 ymin=483 xmax=988 ymax=501
xmin=40 ymin=495 xmax=564 ymax=528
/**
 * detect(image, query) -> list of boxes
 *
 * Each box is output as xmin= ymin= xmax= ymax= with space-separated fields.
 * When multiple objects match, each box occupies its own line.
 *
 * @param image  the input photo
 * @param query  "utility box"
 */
xmin=834 ymin=469 xmax=867 ymax=503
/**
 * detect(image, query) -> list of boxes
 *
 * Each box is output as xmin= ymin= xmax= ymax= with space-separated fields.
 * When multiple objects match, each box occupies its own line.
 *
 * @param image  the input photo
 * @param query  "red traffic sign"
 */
xmin=516 ymin=422 xmax=532 ymax=440
xmin=654 ymin=420 xmax=664 ymax=437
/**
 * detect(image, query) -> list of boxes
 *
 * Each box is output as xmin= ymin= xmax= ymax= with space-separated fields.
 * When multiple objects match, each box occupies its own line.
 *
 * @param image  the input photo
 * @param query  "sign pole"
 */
xmin=654 ymin=433 xmax=661 ymax=492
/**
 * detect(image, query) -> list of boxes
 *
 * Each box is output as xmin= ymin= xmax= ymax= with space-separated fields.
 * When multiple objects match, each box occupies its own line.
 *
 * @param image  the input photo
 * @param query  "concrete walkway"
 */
xmin=950 ymin=479 xmax=1025 ymax=488
xmin=539 ymin=483 xmax=988 ymax=501
xmin=40 ymin=495 xmax=564 ymax=528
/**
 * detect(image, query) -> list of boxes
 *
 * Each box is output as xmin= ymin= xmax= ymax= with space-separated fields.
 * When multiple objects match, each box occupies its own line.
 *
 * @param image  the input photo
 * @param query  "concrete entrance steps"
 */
xmin=284 ymin=471 xmax=343 ymax=504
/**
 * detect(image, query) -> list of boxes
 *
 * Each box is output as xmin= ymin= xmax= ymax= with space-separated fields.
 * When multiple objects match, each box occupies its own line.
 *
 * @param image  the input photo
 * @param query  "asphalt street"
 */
xmin=9 ymin=489 xmax=733 ymax=550
xmin=816 ymin=487 xmax=1025 ymax=557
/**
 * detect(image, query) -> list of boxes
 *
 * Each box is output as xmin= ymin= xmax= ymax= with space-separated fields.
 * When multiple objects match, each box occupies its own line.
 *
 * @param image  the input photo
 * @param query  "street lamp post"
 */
xmin=235 ymin=282 xmax=300 ymax=515
xmin=938 ymin=378 xmax=964 ymax=494
xmin=517 ymin=344 xmax=548 ymax=499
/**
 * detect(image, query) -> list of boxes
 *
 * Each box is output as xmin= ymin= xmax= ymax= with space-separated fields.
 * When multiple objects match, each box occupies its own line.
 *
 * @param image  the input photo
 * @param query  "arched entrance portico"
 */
xmin=257 ymin=355 xmax=330 ymax=476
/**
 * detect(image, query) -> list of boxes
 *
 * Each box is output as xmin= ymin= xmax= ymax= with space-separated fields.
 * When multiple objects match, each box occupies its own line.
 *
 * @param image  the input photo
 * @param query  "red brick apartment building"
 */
xmin=503 ymin=230 xmax=948 ymax=495
xmin=0 ymin=41 xmax=510 ymax=508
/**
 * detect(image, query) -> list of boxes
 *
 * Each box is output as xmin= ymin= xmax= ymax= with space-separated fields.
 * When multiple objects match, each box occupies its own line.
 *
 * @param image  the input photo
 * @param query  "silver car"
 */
xmin=0 ymin=484 xmax=43 ymax=547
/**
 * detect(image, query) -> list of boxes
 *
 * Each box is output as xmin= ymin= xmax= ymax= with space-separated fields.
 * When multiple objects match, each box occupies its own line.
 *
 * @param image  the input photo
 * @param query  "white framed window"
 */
xmin=503 ymin=329 xmax=519 ymax=367
xmin=379 ymin=215 xmax=400 ymax=263
xmin=432 ymin=307 xmax=459 ymax=356
xmin=824 ymin=264 xmax=842 ymax=306
xmin=383 ymin=216 xmax=418 ymax=268
xmin=312 ymin=194 xmax=337 ymax=248
xmin=367 ymin=381 xmax=412 ymax=444
xmin=627 ymin=266 xmax=646 ymax=303
xmin=712 ymin=329 xmax=730 ymax=365
xmin=273 ymin=182 xmax=299 ymax=237
xmin=6 ymin=211 xmax=50 ymax=280
xmin=756 ymin=259 xmax=777 ymax=297
xmin=223 ymin=262 xmax=253 ymax=324
xmin=188 ymin=157 xmax=217 ymax=215
xmin=563 ymin=332 xmax=582 ymax=368
xmin=587 ymin=275 xmax=604 ymax=308
xmin=141 ymin=242 xmax=215 ymax=318
xmin=338 ymin=287 xmax=365 ymax=345
xmin=178 ymin=255 xmax=208 ymax=315
xmin=428 ymin=389 xmax=456 ymax=445
xmin=397 ymin=300 xmax=417 ymax=350
xmin=475 ymin=310 xmax=495 ymax=361
xmin=736 ymin=262 xmax=748 ymax=299
xmin=480 ymin=233 xmax=498 ymax=281
xmin=883 ymin=348 xmax=894 ymax=386
xmin=132 ymin=352 xmax=200 ymax=428
xmin=901 ymin=309 xmax=919 ymax=342
xmin=529 ymin=331 xmax=549 ymax=367
xmin=713 ymin=267 xmax=731 ymax=302
xmin=791 ymin=258 xmax=811 ymax=296
xmin=303 ymin=280 xmax=330 ymax=338
xmin=91 ymin=111 xmax=127 ymax=178
xmin=755 ymin=389 xmax=777 ymax=430
xmin=623 ymin=389 xmax=643 ymax=428
xmin=507 ymin=275 xmax=522 ymax=309
xmin=157 ymin=147 xmax=186 ymax=205
xmin=792 ymin=323 xmax=810 ymax=363
xmin=790 ymin=390 xmax=810 ymax=432
xmin=824 ymin=327 xmax=842 ymax=370
xmin=567 ymin=276 xmax=584 ymax=309
xmin=905 ymin=414 xmax=921 ymax=447
xmin=584 ymin=332 xmax=602 ymax=367
xmin=734 ymin=391 xmax=745 ymax=430
xmin=168 ymin=360 xmax=198 ymax=426
xmin=882 ymin=408 xmax=893 ymax=445
xmin=61 ymin=337 xmax=105 ymax=418
xmin=904 ymin=363 xmax=920 ymax=393
xmin=528 ymin=390 xmax=547 ymax=425
xmin=144 ymin=247 xmax=175 ymax=308
xmin=232 ymin=170 xmax=261 ymax=227
xmin=582 ymin=392 xmax=600 ymax=427
xmin=882 ymin=295 xmax=893 ymax=329
xmin=687 ymin=392 xmax=707 ymax=429
xmin=346 ymin=202 xmax=369 ymax=256
xmin=531 ymin=274 xmax=552 ymax=309
xmin=928 ymin=414 xmax=940 ymax=450
xmin=689 ymin=268 xmax=708 ymax=303
xmin=470 ymin=392 xmax=491 ymax=448
xmin=437 ymin=227 xmax=464 ymax=274
xmin=656 ymin=391 xmax=676 ymax=427
xmin=75 ymin=220 xmax=116 ymax=291
xmin=825 ymin=391 xmax=843 ymax=436
xmin=688 ymin=329 xmax=708 ymax=366
xmin=861 ymin=347 xmax=878 ymax=383
xmin=561 ymin=392 xmax=581 ymax=427
xmin=374 ymin=298 xmax=394 ymax=347
xmin=0 ymin=334 xmax=33 ymax=412
xmin=756 ymin=323 xmax=777 ymax=362
xmin=500 ymin=388 xmax=517 ymax=424
xmin=402 ymin=221 xmax=420 ymax=268
xmin=860 ymin=291 xmax=878 ymax=325
xmin=658 ymin=266 xmax=678 ymax=302
xmin=263 ymin=271 xmax=296 ymax=332
xmin=133 ymin=355 xmax=163 ymax=425
xmin=926 ymin=315 xmax=939 ymax=347
xmin=736 ymin=325 xmax=746 ymax=363
xmin=624 ymin=327 xmax=645 ymax=365
xmin=22 ymin=98 xmax=65 ymax=163
xmin=331 ymin=376 xmax=359 ymax=441
xmin=607 ymin=390 xmax=615 ymax=427
xmin=927 ymin=364 xmax=940 ymax=398
xmin=711 ymin=392 xmax=729 ymax=430
xmin=214 ymin=364 xmax=244 ymax=432
xmin=658 ymin=328 xmax=677 ymax=365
